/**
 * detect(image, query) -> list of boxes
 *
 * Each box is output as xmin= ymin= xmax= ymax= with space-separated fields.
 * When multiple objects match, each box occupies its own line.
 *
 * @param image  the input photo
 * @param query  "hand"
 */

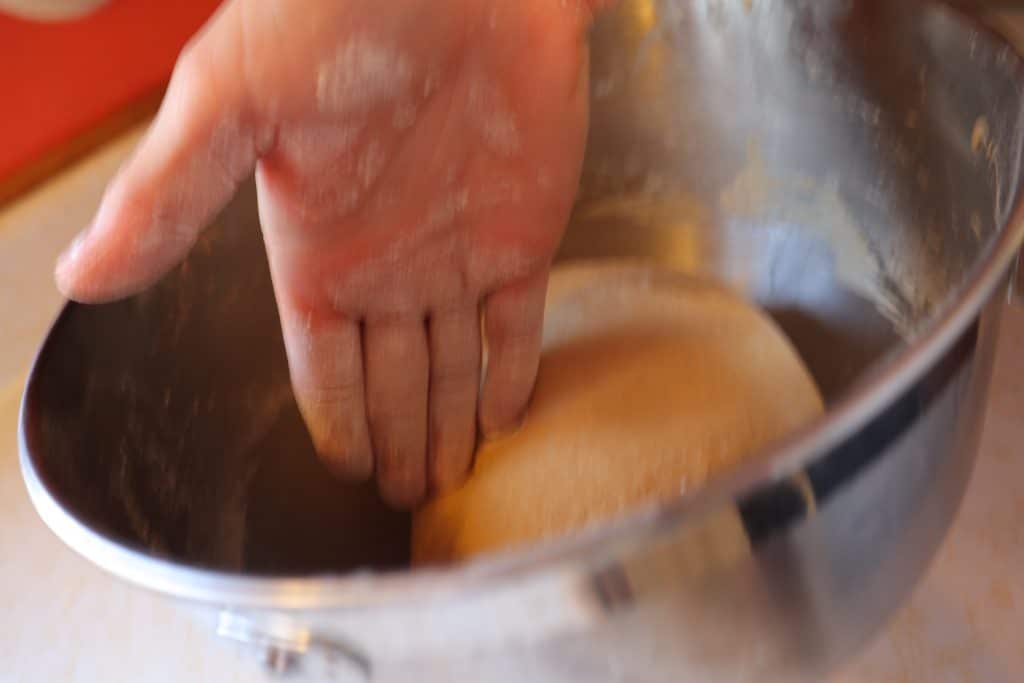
xmin=55 ymin=0 xmax=599 ymax=507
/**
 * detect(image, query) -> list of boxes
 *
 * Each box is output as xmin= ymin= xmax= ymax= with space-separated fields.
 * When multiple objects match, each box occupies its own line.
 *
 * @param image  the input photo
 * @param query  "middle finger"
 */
xmin=365 ymin=318 xmax=430 ymax=507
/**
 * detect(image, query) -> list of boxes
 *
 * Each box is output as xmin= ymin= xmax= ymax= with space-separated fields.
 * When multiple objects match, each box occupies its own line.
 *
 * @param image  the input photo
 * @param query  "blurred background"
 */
xmin=0 ymin=0 xmax=219 ymax=205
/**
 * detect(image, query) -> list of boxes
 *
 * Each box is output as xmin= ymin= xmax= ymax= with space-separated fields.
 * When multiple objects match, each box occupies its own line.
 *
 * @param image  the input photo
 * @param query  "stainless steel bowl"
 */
xmin=19 ymin=0 xmax=1024 ymax=680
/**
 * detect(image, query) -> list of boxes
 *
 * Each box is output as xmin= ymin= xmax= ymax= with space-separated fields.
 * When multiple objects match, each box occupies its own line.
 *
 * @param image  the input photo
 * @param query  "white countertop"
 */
xmin=0 ymin=128 xmax=267 ymax=681
xmin=1 ymin=115 xmax=1023 ymax=681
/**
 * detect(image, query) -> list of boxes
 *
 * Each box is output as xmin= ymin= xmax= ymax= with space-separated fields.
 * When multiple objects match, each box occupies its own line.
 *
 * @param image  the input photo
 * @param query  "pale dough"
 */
xmin=412 ymin=263 xmax=824 ymax=565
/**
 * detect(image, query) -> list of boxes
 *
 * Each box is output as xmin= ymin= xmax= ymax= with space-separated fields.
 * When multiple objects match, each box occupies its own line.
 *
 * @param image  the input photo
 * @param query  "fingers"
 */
xmin=479 ymin=272 xmax=548 ymax=438
xmin=365 ymin=319 xmax=430 ymax=508
xmin=56 ymin=2 xmax=264 ymax=303
xmin=427 ymin=308 xmax=482 ymax=494
xmin=282 ymin=277 xmax=544 ymax=506
xmin=281 ymin=311 xmax=374 ymax=481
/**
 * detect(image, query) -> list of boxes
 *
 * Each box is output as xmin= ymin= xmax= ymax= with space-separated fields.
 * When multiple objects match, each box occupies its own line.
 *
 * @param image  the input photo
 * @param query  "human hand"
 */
xmin=55 ymin=0 xmax=601 ymax=507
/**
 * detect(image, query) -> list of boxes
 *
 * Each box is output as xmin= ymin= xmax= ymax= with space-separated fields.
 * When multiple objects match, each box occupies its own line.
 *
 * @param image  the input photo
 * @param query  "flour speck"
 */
xmin=468 ymin=78 xmax=521 ymax=157
xmin=316 ymin=36 xmax=413 ymax=115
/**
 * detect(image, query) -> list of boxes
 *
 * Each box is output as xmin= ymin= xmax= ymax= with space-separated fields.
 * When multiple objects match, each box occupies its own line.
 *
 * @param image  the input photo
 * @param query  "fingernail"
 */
xmin=431 ymin=458 xmax=473 ymax=495
xmin=320 ymin=448 xmax=374 ymax=483
xmin=481 ymin=411 xmax=528 ymax=441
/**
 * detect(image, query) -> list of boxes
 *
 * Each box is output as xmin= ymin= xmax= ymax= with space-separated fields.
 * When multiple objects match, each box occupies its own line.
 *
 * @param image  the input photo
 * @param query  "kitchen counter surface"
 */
xmin=0 ymin=127 xmax=267 ymax=681
xmin=2 ymin=82 xmax=1024 ymax=683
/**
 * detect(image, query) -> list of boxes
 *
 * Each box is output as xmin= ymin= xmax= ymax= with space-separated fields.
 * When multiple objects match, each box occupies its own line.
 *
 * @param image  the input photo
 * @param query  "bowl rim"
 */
xmin=18 ymin=0 xmax=1024 ymax=611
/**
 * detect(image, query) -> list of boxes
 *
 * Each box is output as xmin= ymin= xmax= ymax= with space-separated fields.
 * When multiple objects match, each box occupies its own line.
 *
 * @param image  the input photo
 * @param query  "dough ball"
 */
xmin=412 ymin=263 xmax=823 ymax=565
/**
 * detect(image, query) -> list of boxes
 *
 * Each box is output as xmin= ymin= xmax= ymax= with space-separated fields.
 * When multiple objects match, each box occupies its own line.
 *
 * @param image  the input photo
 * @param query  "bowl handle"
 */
xmin=216 ymin=610 xmax=370 ymax=681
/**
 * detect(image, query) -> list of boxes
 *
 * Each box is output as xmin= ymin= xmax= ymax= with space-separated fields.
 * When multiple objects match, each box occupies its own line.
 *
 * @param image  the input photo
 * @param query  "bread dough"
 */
xmin=412 ymin=263 xmax=823 ymax=565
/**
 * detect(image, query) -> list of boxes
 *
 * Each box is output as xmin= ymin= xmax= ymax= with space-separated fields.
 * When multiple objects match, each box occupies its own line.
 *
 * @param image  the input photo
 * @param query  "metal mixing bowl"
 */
xmin=18 ymin=0 xmax=1024 ymax=680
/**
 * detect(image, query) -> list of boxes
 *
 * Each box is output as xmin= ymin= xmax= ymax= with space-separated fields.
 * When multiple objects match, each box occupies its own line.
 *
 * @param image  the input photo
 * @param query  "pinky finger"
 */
xmin=479 ymin=272 xmax=548 ymax=438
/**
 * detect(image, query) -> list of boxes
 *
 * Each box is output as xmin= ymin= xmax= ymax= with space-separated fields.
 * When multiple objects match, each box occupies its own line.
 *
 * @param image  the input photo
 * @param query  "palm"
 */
xmin=254 ymin=0 xmax=589 ymax=313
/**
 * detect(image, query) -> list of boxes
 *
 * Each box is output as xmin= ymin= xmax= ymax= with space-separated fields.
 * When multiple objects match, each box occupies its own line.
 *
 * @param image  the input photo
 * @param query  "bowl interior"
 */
xmin=21 ymin=0 xmax=1024 ymax=575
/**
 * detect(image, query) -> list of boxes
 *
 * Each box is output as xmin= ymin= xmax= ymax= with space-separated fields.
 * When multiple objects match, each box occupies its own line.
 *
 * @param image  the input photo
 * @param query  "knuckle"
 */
xmin=299 ymin=378 xmax=366 ymax=421
xmin=432 ymin=353 xmax=480 ymax=391
xmin=167 ymin=43 xmax=220 ymax=118
xmin=170 ymin=44 xmax=206 ymax=95
xmin=367 ymin=401 xmax=423 ymax=428
xmin=489 ymin=336 xmax=539 ymax=374
xmin=493 ymin=327 xmax=536 ymax=355
xmin=486 ymin=304 xmax=539 ymax=346
xmin=306 ymin=380 xmax=363 ymax=409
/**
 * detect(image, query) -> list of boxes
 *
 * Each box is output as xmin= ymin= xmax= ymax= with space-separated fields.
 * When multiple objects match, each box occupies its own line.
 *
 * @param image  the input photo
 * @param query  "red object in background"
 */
xmin=0 ymin=0 xmax=221 ymax=202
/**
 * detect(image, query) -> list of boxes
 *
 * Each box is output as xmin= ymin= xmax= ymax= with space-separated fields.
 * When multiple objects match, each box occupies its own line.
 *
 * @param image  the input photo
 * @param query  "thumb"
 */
xmin=56 ymin=2 xmax=267 ymax=303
